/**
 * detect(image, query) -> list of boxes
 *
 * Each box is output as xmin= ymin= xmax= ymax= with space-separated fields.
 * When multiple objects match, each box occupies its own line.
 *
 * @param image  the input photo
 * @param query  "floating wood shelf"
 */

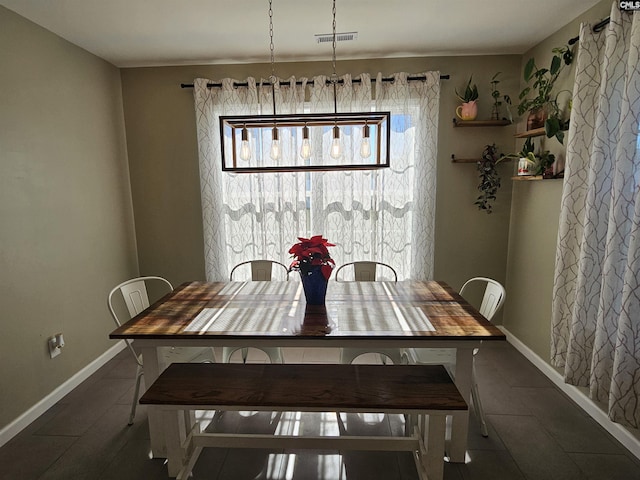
xmin=451 ymin=154 xmax=517 ymax=164
xmin=453 ymin=119 xmax=512 ymax=127
xmin=514 ymin=127 xmax=546 ymax=138
xmin=450 ymin=154 xmax=479 ymax=163
xmin=511 ymin=175 xmax=543 ymax=181
xmin=511 ymin=175 xmax=563 ymax=181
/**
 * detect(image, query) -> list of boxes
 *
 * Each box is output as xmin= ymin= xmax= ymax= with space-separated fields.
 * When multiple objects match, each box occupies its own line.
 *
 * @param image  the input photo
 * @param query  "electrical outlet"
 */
xmin=48 ymin=333 xmax=64 ymax=358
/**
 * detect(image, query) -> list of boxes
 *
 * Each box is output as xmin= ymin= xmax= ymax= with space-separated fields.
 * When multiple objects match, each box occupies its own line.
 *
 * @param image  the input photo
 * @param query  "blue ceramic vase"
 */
xmin=300 ymin=267 xmax=328 ymax=305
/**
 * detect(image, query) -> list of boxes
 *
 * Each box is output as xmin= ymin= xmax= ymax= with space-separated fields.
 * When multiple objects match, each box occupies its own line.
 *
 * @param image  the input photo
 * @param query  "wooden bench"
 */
xmin=140 ymin=362 xmax=467 ymax=480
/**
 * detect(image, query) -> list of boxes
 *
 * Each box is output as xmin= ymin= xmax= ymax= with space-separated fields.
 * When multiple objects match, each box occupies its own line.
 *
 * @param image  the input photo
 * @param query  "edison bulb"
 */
xmin=360 ymin=124 xmax=371 ymax=158
xmin=270 ymin=127 xmax=281 ymax=161
xmin=300 ymin=125 xmax=311 ymax=159
xmin=300 ymin=138 xmax=312 ymax=159
xmin=329 ymin=125 xmax=342 ymax=159
xmin=360 ymin=138 xmax=371 ymax=158
xmin=270 ymin=139 xmax=281 ymax=160
xmin=240 ymin=137 xmax=251 ymax=161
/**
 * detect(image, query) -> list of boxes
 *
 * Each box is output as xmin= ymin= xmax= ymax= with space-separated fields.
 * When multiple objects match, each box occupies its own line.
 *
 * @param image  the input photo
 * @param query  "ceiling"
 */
xmin=1 ymin=0 xmax=602 ymax=68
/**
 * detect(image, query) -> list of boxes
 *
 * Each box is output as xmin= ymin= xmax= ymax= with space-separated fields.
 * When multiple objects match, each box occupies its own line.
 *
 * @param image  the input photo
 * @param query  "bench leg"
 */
xmin=164 ymin=410 xmax=188 ymax=477
xmin=405 ymin=413 xmax=413 ymax=437
xmin=418 ymin=414 xmax=446 ymax=480
xmin=176 ymin=446 xmax=203 ymax=480
xmin=183 ymin=410 xmax=196 ymax=433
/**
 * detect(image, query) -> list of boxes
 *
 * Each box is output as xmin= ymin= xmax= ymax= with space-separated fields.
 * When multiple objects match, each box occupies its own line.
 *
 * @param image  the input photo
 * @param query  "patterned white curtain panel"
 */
xmin=192 ymin=73 xmax=439 ymax=281
xmin=551 ymin=4 xmax=640 ymax=428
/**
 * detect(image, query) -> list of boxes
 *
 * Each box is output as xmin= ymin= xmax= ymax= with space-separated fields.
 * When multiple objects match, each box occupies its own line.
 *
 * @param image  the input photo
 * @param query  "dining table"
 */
xmin=109 ymin=279 xmax=506 ymax=463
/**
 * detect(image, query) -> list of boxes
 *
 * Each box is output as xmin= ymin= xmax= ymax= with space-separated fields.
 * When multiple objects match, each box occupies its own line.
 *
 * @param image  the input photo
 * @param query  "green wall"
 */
xmin=0 ymin=7 xmax=138 ymax=430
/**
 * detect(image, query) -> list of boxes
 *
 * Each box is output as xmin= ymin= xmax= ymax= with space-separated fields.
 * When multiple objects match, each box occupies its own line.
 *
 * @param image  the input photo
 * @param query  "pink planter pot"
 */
xmin=456 ymin=100 xmax=478 ymax=121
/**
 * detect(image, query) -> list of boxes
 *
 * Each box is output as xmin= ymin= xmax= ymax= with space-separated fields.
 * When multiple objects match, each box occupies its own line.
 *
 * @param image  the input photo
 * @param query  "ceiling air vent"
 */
xmin=315 ymin=32 xmax=358 ymax=44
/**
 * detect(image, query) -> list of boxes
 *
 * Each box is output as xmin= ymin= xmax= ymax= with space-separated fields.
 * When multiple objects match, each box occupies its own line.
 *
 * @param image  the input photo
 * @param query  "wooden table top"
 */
xmin=109 ymin=280 xmax=505 ymax=343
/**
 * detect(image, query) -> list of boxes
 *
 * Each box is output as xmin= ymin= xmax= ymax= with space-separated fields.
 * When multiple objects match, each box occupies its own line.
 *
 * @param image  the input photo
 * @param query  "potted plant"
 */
xmin=289 ymin=235 xmax=335 ymax=305
xmin=490 ymin=72 xmax=512 ymax=122
xmin=516 ymin=44 xmax=573 ymax=142
xmin=515 ymin=137 xmax=537 ymax=175
xmin=475 ymin=144 xmax=505 ymax=214
xmin=502 ymin=137 xmax=556 ymax=177
xmin=455 ymin=76 xmax=479 ymax=121
xmin=536 ymin=150 xmax=556 ymax=177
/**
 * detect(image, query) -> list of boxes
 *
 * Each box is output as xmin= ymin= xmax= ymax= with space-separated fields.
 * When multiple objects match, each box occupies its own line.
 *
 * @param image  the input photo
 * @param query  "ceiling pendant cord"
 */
xmin=329 ymin=0 xmax=342 ymax=159
xmin=331 ymin=0 xmax=338 ymax=102
xmin=269 ymin=0 xmax=275 ymax=83
xmin=269 ymin=0 xmax=277 ymax=111
xmin=268 ymin=0 xmax=281 ymax=160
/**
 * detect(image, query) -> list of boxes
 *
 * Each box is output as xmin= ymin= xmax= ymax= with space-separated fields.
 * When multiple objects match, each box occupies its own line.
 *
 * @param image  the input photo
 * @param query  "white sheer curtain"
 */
xmin=193 ymin=72 xmax=439 ymax=281
xmin=376 ymin=72 xmax=440 ymax=280
xmin=551 ymin=4 xmax=640 ymax=428
xmin=193 ymin=77 xmax=308 ymax=281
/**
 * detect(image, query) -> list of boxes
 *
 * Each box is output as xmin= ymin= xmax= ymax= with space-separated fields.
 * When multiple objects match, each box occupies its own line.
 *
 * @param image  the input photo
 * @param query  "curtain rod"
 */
xmin=568 ymin=16 xmax=610 ymax=45
xmin=180 ymin=74 xmax=449 ymax=89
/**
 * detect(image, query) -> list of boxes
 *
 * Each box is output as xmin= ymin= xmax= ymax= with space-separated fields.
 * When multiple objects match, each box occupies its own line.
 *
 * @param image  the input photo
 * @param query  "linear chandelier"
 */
xmin=219 ymin=0 xmax=391 ymax=173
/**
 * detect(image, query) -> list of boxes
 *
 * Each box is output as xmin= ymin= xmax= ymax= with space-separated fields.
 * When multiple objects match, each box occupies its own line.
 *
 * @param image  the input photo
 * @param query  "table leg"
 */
xmin=449 ymin=348 xmax=473 ymax=463
xmin=141 ymin=346 xmax=167 ymax=458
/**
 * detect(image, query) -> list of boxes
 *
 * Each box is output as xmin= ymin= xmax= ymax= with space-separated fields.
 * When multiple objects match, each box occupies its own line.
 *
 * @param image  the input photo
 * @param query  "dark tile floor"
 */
xmin=1 ymin=343 xmax=639 ymax=480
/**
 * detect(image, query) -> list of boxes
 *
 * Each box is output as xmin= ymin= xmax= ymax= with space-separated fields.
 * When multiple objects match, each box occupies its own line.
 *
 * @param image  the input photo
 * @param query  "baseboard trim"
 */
xmin=0 ymin=341 xmax=127 ymax=449
xmin=500 ymin=326 xmax=640 ymax=461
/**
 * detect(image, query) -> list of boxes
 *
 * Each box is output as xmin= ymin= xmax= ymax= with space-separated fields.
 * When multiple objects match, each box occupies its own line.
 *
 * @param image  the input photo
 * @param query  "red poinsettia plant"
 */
xmin=289 ymin=235 xmax=336 ymax=280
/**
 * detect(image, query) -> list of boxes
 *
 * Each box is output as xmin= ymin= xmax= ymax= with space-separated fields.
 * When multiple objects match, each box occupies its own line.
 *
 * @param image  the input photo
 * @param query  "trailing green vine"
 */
xmin=475 ymin=144 xmax=504 ymax=214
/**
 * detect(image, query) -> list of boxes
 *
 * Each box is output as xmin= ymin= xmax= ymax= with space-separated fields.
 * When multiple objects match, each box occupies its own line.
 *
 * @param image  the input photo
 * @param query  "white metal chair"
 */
xmin=228 ymin=259 xmax=289 ymax=282
xmin=108 ymin=276 xmax=216 ymax=425
xmin=336 ymin=261 xmax=402 ymax=365
xmin=403 ymin=276 xmax=506 ymax=437
xmin=335 ymin=261 xmax=398 ymax=282
xmin=222 ymin=260 xmax=286 ymax=364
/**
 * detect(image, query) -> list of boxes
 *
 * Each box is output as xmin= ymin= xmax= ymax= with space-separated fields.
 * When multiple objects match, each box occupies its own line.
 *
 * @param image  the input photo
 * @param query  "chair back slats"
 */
xmin=251 ymin=260 xmax=275 ymax=281
xmin=119 ymin=280 xmax=151 ymax=317
xmin=353 ymin=262 xmax=377 ymax=281
xmin=230 ymin=260 xmax=289 ymax=281
xmin=459 ymin=277 xmax=505 ymax=322
xmin=479 ymin=282 xmax=505 ymax=320
xmin=336 ymin=261 xmax=398 ymax=282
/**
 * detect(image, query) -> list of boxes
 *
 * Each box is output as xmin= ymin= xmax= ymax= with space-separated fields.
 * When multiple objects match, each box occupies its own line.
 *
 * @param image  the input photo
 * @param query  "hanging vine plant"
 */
xmin=475 ymin=144 xmax=504 ymax=214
